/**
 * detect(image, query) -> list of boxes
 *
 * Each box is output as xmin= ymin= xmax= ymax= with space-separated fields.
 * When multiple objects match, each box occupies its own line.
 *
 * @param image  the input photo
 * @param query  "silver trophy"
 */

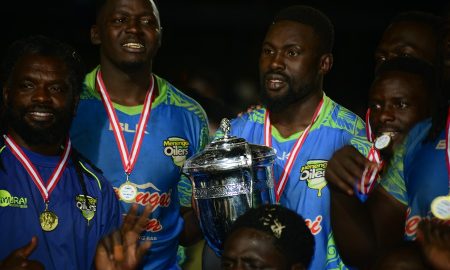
xmin=182 ymin=118 xmax=276 ymax=256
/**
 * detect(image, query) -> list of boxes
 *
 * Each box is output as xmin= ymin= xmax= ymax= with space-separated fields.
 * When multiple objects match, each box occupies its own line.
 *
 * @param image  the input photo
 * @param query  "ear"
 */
xmin=319 ymin=53 xmax=333 ymax=75
xmin=91 ymin=25 xmax=101 ymax=45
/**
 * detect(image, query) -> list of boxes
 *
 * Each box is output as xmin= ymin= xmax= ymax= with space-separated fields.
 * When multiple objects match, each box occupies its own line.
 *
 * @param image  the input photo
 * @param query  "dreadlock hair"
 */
xmin=1 ymin=35 xmax=85 ymax=97
xmin=226 ymin=204 xmax=315 ymax=269
xmin=273 ymin=5 xmax=334 ymax=54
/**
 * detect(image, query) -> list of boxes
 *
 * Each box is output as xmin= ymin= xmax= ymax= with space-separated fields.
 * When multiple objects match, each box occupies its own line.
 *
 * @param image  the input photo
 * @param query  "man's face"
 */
xmin=369 ymin=71 xmax=431 ymax=153
xmin=3 ymin=54 xmax=77 ymax=145
xmin=91 ymin=0 xmax=161 ymax=71
xmin=374 ymin=21 xmax=437 ymax=69
xmin=259 ymin=21 xmax=328 ymax=112
xmin=221 ymin=228 xmax=294 ymax=270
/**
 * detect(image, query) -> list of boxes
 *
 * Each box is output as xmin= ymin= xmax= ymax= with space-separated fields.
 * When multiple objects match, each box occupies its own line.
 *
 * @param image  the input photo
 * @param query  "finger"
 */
xmin=101 ymin=234 xmax=114 ymax=260
xmin=17 ymin=236 xmax=39 ymax=259
xmin=122 ymin=204 xmax=139 ymax=233
xmin=326 ymin=169 xmax=354 ymax=195
xmin=134 ymin=204 xmax=152 ymax=233
xmin=112 ymin=231 xmax=124 ymax=262
xmin=136 ymin=240 xmax=152 ymax=261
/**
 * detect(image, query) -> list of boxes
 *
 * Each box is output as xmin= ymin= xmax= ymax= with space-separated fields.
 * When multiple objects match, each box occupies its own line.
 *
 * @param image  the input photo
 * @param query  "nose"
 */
xmin=125 ymin=18 xmax=142 ymax=34
xmin=269 ymin=52 xmax=285 ymax=71
xmin=31 ymin=86 xmax=51 ymax=103
xmin=378 ymin=105 xmax=395 ymax=123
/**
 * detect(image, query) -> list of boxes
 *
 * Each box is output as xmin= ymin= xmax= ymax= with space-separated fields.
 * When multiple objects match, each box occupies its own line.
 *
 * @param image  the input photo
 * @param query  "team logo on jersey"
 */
xmin=163 ymin=137 xmax=190 ymax=167
xmin=436 ymin=139 xmax=446 ymax=149
xmin=0 ymin=189 xmax=27 ymax=208
xmin=299 ymin=160 xmax=327 ymax=196
xmin=75 ymin=195 xmax=97 ymax=223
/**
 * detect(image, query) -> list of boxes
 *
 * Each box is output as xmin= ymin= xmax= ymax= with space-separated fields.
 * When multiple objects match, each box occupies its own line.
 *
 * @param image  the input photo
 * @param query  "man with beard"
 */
xmin=0 ymin=36 xmax=121 ymax=270
xmin=214 ymin=5 xmax=369 ymax=270
xmin=69 ymin=0 xmax=209 ymax=269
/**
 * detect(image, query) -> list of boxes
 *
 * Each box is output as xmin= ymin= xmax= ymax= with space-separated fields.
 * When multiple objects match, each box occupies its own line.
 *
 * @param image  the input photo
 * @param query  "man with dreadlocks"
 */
xmin=0 ymin=35 xmax=121 ymax=270
xmin=221 ymin=204 xmax=315 ymax=270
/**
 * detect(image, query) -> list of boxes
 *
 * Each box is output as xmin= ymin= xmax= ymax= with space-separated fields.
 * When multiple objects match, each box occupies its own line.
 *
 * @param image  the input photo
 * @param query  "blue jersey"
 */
xmin=382 ymin=119 xmax=449 ymax=240
xmin=70 ymin=67 xmax=209 ymax=270
xmin=226 ymin=94 xmax=370 ymax=270
xmin=0 ymin=144 xmax=121 ymax=270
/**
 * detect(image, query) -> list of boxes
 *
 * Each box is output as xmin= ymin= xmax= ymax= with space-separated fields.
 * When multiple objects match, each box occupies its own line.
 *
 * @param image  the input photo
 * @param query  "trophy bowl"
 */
xmin=182 ymin=118 xmax=276 ymax=256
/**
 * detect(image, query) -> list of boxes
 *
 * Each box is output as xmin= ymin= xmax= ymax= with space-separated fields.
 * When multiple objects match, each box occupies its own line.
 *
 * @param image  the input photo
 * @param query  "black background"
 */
xmin=2 ymin=0 xmax=449 ymax=116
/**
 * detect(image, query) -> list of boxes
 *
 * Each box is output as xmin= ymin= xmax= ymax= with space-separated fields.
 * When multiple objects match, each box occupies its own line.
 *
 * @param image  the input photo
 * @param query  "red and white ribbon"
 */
xmin=359 ymin=109 xmax=383 ymax=195
xmin=4 ymin=134 xmax=71 ymax=202
xmin=96 ymin=71 xmax=155 ymax=175
xmin=264 ymin=98 xmax=324 ymax=202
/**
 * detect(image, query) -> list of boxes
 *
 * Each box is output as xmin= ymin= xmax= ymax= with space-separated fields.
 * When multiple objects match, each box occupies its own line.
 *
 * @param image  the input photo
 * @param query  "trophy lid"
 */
xmin=183 ymin=118 xmax=275 ymax=173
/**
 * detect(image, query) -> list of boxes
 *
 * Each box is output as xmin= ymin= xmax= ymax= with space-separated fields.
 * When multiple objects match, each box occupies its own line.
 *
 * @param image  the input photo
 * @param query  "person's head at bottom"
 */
xmin=221 ymin=204 xmax=314 ymax=270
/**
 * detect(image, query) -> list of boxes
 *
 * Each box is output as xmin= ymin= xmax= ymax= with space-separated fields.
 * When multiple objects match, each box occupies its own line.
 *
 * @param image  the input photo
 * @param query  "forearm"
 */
xmin=330 ymin=188 xmax=377 ymax=268
xmin=178 ymin=207 xmax=203 ymax=247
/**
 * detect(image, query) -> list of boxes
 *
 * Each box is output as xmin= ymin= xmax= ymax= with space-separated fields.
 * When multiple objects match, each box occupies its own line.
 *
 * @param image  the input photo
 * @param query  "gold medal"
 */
xmin=431 ymin=195 xmax=450 ymax=220
xmin=374 ymin=134 xmax=391 ymax=150
xmin=40 ymin=205 xmax=59 ymax=231
xmin=118 ymin=181 xmax=138 ymax=203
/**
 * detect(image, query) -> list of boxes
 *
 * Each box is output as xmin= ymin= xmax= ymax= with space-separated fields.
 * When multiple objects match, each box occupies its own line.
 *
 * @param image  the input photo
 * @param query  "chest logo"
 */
xmin=163 ymin=137 xmax=190 ymax=167
xmin=0 ymin=189 xmax=28 ymax=208
xmin=75 ymin=195 xmax=97 ymax=223
xmin=299 ymin=160 xmax=327 ymax=196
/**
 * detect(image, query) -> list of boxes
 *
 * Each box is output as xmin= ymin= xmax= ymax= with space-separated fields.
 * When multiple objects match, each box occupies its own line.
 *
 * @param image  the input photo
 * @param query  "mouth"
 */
xmin=376 ymin=130 xmax=400 ymax=141
xmin=264 ymin=74 xmax=287 ymax=91
xmin=26 ymin=110 xmax=55 ymax=122
xmin=122 ymin=42 xmax=145 ymax=52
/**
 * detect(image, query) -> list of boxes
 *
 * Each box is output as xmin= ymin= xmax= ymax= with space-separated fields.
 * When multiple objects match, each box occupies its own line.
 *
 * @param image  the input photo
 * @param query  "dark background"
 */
xmin=2 ymin=0 xmax=449 ymax=118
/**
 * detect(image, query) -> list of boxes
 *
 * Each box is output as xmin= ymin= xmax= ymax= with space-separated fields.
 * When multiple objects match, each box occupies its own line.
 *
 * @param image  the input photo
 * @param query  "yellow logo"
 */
xmin=75 ymin=195 xmax=97 ymax=222
xmin=300 ymin=160 xmax=327 ymax=196
xmin=0 ymin=189 xmax=28 ymax=208
xmin=163 ymin=137 xmax=190 ymax=167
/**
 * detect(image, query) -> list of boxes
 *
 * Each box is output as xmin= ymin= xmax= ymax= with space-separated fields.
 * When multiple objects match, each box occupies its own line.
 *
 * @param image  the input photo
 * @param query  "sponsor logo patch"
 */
xmin=0 ymin=189 xmax=28 ymax=208
xmin=75 ymin=195 xmax=97 ymax=223
xmin=163 ymin=137 xmax=190 ymax=167
xmin=299 ymin=160 xmax=328 ymax=196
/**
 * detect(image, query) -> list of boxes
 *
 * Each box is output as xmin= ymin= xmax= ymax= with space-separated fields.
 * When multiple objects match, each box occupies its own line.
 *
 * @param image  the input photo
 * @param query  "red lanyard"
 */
xmin=4 ymin=134 xmax=71 ymax=203
xmin=264 ymin=98 xmax=324 ymax=202
xmin=96 ymin=71 xmax=155 ymax=177
xmin=358 ymin=108 xmax=383 ymax=195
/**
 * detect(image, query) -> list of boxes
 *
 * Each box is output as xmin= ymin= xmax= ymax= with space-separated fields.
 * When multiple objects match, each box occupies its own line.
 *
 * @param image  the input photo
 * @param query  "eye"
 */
xmin=112 ymin=17 xmax=126 ymax=24
xmin=369 ymin=103 xmax=382 ymax=111
xmin=399 ymin=52 xmax=411 ymax=57
xmin=140 ymin=17 xmax=158 ymax=27
xmin=287 ymin=49 xmax=300 ymax=57
xmin=262 ymin=47 xmax=274 ymax=56
xmin=49 ymin=84 xmax=66 ymax=93
xmin=394 ymin=101 xmax=408 ymax=109
xmin=374 ymin=54 xmax=387 ymax=64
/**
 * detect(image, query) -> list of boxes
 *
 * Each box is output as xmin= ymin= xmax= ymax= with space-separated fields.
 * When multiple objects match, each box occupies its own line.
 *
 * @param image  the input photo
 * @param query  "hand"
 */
xmin=237 ymin=104 xmax=262 ymax=117
xmin=325 ymin=145 xmax=376 ymax=195
xmin=0 ymin=237 xmax=44 ymax=270
xmin=95 ymin=204 xmax=152 ymax=270
xmin=416 ymin=219 xmax=450 ymax=270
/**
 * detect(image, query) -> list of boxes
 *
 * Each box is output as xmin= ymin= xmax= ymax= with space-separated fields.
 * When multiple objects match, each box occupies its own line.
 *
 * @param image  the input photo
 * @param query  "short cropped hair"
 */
xmin=227 ymin=204 xmax=315 ymax=268
xmin=1 ymin=35 xmax=85 ymax=96
xmin=273 ymin=5 xmax=334 ymax=54
xmin=390 ymin=11 xmax=442 ymax=32
xmin=374 ymin=56 xmax=437 ymax=95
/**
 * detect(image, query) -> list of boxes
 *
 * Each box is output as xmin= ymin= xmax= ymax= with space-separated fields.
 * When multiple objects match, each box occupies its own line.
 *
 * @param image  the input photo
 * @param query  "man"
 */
xmin=70 ymin=0 xmax=209 ymax=269
xmin=326 ymin=59 xmax=441 ymax=268
xmin=0 ymin=36 xmax=121 ymax=270
xmin=374 ymin=11 xmax=441 ymax=69
xmin=217 ymin=5 xmax=369 ymax=269
xmin=221 ymin=205 xmax=315 ymax=270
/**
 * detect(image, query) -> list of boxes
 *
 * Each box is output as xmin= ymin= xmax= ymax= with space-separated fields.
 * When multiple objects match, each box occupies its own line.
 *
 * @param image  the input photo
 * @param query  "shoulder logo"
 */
xmin=436 ymin=140 xmax=446 ymax=149
xmin=75 ymin=195 xmax=97 ymax=223
xmin=0 ymin=190 xmax=28 ymax=208
xmin=163 ymin=137 xmax=190 ymax=167
xmin=299 ymin=160 xmax=328 ymax=196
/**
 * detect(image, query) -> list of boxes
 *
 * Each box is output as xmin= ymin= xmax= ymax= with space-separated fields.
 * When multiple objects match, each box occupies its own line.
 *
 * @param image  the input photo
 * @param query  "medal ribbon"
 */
xmin=359 ymin=108 xmax=383 ymax=196
xmin=446 ymin=106 xmax=450 ymax=188
xmin=96 ymin=71 xmax=155 ymax=176
xmin=4 ymin=134 xmax=71 ymax=202
xmin=264 ymin=98 xmax=324 ymax=202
